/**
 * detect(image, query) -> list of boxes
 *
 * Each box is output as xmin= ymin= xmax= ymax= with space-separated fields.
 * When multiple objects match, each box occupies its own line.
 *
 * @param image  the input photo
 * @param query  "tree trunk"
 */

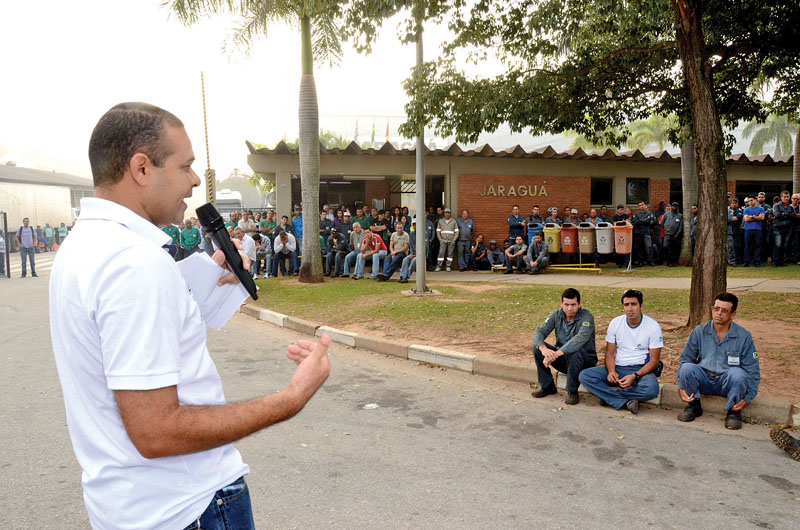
xmin=794 ymin=124 xmax=799 ymax=195
xmin=678 ymin=134 xmax=697 ymax=266
xmin=774 ymin=142 xmax=782 ymax=159
xmin=298 ymin=15 xmax=323 ymax=283
xmin=671 ymin=0 xmax=727 ymax=328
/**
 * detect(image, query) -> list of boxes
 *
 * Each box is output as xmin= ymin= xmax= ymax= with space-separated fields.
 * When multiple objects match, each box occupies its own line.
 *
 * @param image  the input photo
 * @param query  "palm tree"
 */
xmin=627 ymin=113 xmax=678 ymax=152
xmin=563 ymin=129 xmax=621 ymax=152
xmin=742 ymin=114 xmax=794 ymax=158
xmin=170 ymin=0 xmax=343 ymax=283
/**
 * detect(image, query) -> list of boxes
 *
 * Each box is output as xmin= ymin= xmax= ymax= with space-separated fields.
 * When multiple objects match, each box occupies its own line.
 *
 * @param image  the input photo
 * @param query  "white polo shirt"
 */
xmin=49 ymin=198 xmax=248 ymax=530
xmin=604 ymin=314 xmax=664 ymax=366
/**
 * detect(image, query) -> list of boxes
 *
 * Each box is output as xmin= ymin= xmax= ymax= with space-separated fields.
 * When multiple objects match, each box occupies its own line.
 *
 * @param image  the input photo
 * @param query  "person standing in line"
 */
xmin=57 ymin=222 xmax=69 ymax=245
xmin=435 ymin=208 xmax=459 ymax=271
xmin=508 ymin=204 xmax=526 ymax=241
xmin=0 ymin=231 xmax=6 ymax=277
xmin=771 ymin=190 xmax=794 ymax=267
xmin=43 ymin=222 xmax=56 ymax=251
xmin=181 ymin=218 xmax=202 ymax=257
xmin=727 ymin=199 xmax=743 ymax=266
xmin=660 ymin=202 xmax=683 ymax=267
xmin=742 ymin=196 xmax=765 ymax=267
xmin=15 ymin=217 xmax=38 ymax=277
xmin=456 ymin=209 xmax=475 ymax=272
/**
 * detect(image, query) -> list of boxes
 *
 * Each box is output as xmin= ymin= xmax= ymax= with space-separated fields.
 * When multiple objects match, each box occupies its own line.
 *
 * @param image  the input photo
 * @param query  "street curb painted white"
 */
xmin=316 ymin=325 xmax=357 ymax=347
xmin=409 ymin=345 xmax=475 ymax=373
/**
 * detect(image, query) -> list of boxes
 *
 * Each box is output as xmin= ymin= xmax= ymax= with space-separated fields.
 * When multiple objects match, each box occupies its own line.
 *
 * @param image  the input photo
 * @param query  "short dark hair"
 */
xmin=88 ymin=102 xmax=183 ymax=187
xmin=714 ymin=292 xmax=738 ymax=313
xmin=621 ymin=289 xmax=643 ymax=305
xmin=561 ymin=288 xmax=581 ymax=303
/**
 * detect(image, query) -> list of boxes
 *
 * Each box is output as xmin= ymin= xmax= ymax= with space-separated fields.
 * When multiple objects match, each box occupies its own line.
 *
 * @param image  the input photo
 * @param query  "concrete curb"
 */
xmin=239 ymin=304 xmax=797 ymax=426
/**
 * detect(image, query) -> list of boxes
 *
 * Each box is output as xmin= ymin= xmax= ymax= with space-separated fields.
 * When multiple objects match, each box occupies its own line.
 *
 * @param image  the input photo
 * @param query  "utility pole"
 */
xmin=413 ymin=17 xmax=429 ymax=294
xmin=201 ymin=72 xmax=216 ymax=205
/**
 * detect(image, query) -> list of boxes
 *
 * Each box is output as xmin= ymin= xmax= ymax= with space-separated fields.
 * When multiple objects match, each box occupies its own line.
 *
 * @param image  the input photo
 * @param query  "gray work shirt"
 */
xmin=679 ymin=320 xmax=760 ymax=402
xmin=456 ymin=217 xmax=475 ymax=241
xmin=661 ymin=211 xmax=683 ymax=236
xmin=533 ymin=307 xmax=596 ymax=355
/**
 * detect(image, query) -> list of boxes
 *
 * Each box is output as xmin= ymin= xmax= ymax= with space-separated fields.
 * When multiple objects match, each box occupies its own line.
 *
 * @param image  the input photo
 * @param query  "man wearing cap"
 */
xmin=532 ymin=288 xmax=597 ymax=405
xmin=456 ymin=209 xmax=476 ymax=272
xmin=338 ymin=211 xmax=354 ymax=242
xmin=508 ymin=205 xmax=526 ymax=240
xmin=399 ymin=217 xmax=420 ymax=283
xmin=631 ymin=201 xmax=656 ymax=267
xmin=324 ymin=227 xmax=348 ymax=277
xmin=579 ymin=289 xmax=662 ymax=414
xmin=727 ymin=198 xmax=743 ymax=265
xmin=486 ymin=239 xmax=505 ymax=267
xmin=660 ymin=202 xmax=683 ymax=266
xmin=436 ymin=208 xmax=459 ymax=271
xmin=742 ymin=196 xmax=765 ymax=267
xmin=524 ymin=231 xmax=550 ymax=274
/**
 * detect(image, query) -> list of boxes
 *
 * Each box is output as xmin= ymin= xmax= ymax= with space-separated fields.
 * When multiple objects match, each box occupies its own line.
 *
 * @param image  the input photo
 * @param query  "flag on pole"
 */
xmin=370 ymin=118 xmax=375 ymax=148
xmin=354 ymin=119 xmax=359 ymax=145
xmin=385 ymin=118 xmax=390 ymax=143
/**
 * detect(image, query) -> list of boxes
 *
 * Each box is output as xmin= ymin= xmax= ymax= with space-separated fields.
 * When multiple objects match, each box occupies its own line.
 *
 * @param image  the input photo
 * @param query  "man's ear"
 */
xmin=128 ymin=153 xmax=151 ymax=186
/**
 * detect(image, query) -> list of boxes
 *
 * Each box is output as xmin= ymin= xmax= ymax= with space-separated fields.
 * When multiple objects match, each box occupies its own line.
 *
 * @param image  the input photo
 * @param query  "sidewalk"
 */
xmin=401 ymin=269 xmax=800 ymax=293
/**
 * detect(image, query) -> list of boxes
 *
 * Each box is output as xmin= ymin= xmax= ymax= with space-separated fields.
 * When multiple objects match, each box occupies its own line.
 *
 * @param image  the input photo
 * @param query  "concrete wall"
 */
xmin=0 ymin=182 xmax=74 ymax=228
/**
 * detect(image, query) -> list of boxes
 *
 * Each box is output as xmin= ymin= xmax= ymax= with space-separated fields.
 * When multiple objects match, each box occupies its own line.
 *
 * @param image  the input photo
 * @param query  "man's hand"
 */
xmin=731 ymin=399 xmax=748 ymax=412
xmin=618 ymin=374 xmax=636 ymax=388
xmin=212 ymin=238 xmax=251 ymax=286
xmin=286 ymin=335 xmax=332 ymax=406
xmin=542 ymin=347 xmax=563 ymax=368
xmin=606 ymin=371 xmax=619 ymax=384
xmin=679 ymin=388 xmax=695 ymax=402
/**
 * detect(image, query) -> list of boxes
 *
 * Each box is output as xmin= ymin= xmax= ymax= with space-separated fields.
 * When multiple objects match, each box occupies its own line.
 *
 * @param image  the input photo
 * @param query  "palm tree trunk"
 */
xmin=298 ymin=15 xmax=323 ymax=282
xmin=672 ymin=0 xmax=727 ymax=328
xmin=678 ymin=135 xmax=697 ymax=266
xmin=794 ymin=124 xmax=799 ymax=195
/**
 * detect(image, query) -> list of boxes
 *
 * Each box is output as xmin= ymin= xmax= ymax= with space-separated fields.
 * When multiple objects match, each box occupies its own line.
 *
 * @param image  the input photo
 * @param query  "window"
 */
xmin=670 ymin=179 xmax=682 ymax=208
xmin=590 ymin=178 xmax=613 ymax=205
xmin=626 ymin=178 xmax=649 ymax=205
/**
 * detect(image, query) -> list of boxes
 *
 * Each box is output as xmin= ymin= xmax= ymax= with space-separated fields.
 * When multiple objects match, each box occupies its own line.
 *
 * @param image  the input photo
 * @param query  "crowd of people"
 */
xmin=727 ymin=191 xmax=800 ymax=267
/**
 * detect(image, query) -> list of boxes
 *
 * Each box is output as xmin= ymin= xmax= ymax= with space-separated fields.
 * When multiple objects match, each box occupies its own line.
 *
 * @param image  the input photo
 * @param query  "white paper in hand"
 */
xmin=176 ymin=252 xmax=250 ymax=330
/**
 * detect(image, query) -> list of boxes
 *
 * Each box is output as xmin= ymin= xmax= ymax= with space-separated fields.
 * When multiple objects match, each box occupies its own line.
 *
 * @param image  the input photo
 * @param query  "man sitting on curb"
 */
xmin=532 ymin=288 xmax=598 ymax=405
xmin=676 ymin=292 xmax=760 ymax=430
xmin=770 ymin=428 xmax=800 ymax=462
xmin=578 ymin=289 xmax=662 ymax=414
xmin=524 ymin=231 xmax=549 ymax=274
xmin=504 ymin=235 xmax=527 ymax=274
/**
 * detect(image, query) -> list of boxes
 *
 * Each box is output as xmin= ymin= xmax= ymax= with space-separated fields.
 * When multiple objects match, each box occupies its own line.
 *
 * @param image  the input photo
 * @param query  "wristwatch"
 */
xmin=634 ymin=373 xmax=641 ymax=384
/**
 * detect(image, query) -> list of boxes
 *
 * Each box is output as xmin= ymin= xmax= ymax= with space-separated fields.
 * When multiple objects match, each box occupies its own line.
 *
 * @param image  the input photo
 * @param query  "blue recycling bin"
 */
xmin=527 ymin=222 xmax=544 ymax=245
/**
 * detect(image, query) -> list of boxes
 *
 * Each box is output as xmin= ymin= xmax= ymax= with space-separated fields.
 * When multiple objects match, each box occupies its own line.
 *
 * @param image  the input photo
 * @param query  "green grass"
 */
xmin=613 ymin=263 xmax=800 ymax=279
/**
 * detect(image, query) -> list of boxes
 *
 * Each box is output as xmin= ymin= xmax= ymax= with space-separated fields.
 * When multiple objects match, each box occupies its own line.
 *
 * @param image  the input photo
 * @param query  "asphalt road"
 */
xmin=1 ymin=252 xmax=798 ymax=529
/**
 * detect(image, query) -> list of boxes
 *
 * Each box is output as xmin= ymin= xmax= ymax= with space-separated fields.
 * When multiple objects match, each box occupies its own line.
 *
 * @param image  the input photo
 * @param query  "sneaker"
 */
xmin=32 ymin=273 xmax=38 ymax=277
xmin=353 ymin=276 xmax=361 ymax=280
xmin=435 ymin=266 xmax=441 ymax=272
xmin=531 ymin=385 xmax=557 ymax=398
xmin=625 ymin=400 xmax=639 ymax=415
xmin=770 ymin=428 xmax=800 ymax=461
xmin=446 ymin=267 xmax=451 ymax=271
xmin=21 ymin=274 xmax=26 ymax=278
xmin=724 ymin=410 xmax=742 ymax=430
xmin=677 ymin=399 xmax=703 ymax=422
xmin=398 ymin=278 xmax=408 ymax=283
xmin=565 ymin=392 xmax=579 ymax=405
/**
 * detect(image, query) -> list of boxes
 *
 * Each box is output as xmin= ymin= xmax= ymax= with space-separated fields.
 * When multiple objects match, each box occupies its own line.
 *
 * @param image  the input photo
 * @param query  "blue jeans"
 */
xmin=342 ymin=250 xmax=359 ymax=276
xmin=354 ymin=250 xmax=386 ymax=278
xmin=400 ymin=254 xmax=418 ymax=279
xmin=772 ymin=227 xmax=790 ymax=265
xmin=20 ymin=247 xmax=36 ymax=276
xmin=383 ymin=251 xmax=406 ymax=277
xmin=183 ymin=476 xmax=254 ymax=530
xmin=676 ymin=363 xmax=749 ymax=411
xmin=578 ymin=364 xmax=660 ymax=409
xmin=456 ymin=240 xmax=473 ymax=270
xmin=272 ymin=251 xmax=298 ymax=275
xmin=744 ymin=229 xmax=761 ymax=265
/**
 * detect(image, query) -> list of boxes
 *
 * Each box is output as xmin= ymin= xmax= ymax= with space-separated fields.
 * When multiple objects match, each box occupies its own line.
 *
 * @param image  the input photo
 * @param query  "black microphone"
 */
xmin=196 ymin=202 xmax=258 ymax=300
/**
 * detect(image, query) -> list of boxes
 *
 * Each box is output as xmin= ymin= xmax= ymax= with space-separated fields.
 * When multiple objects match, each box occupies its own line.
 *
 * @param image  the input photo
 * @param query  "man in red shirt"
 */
xmin=352 ymin=228 xmax=387 ymax=279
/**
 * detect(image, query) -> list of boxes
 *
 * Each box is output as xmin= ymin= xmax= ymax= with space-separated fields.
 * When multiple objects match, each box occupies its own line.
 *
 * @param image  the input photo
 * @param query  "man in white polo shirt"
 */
xmin=579 ymin=289 xmax=663 ymax=414
xmin=49 ymin=102 xmax=330 ymax=530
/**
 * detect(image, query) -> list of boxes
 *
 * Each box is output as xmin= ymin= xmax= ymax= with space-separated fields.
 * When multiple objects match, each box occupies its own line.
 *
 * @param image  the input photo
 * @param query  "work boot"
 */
xmin=565 ymin=391 xmax=579 ymax=405
xmin=531 ymin=385 xmax=557 ymax=399
xmin=625 ymin=400 xmax=639 ymax=415
xmin=769 ymin=428 xmax=800 ymax=461
xmin=435 ymin=266 xmax=442 ymax=272
xmin=678 ymin=399 xmax=703 ymax=422
xmin=725 ymin=410 xmax=742 ymax=430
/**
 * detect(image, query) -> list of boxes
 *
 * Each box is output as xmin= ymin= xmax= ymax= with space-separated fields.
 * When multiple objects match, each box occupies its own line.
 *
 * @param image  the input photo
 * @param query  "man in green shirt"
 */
xmin=43 ymin=222 xmax=56 ymax=251
xmin=352 ymin=206 xmax=371 ymax=231
xmin=160 ymin=224 xmax=181 ymax=259
xmin=259 ymin=210 xmax=277 ymax=239
xmin=57 ymin=222 xmax=69 ymax=245
xmin=181 ymin=219 xmax=201 ymax=256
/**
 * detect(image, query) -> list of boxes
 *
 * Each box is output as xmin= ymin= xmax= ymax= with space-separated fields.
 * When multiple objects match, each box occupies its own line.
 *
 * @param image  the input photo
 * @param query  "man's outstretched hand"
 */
xmin=287 ymin=335 xmax=332 ymax=407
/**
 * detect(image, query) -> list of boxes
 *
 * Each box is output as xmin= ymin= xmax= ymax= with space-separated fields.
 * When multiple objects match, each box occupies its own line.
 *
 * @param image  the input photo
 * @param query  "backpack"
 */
xmin=17 ymin=226 xmax=35 ymax=240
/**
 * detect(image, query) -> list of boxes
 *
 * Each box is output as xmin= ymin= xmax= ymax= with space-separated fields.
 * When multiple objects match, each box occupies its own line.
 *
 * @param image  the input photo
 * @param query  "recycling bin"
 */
xmin=543 ymin=223 xmax=561 ymax=253
xmin=578 ymin=222 xmax=596 ymax=254
xmin=614 ymin=221 xmax=633 ymax=254
xmin=560 ymin=223 xmax=578 ymax=254
xmin=595 ymin=222 xmax=614 ymax=254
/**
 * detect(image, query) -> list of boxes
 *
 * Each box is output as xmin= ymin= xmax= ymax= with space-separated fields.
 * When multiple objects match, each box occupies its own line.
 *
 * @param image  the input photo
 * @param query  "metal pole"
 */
xmin=413 ymin=22 xmax=428 ymax=293
xmin=201 ymin=72 xmax=216 ymax=206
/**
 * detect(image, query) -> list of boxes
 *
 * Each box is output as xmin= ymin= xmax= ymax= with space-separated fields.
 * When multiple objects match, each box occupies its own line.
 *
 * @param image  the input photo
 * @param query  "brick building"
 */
xmin=246 ymin=141 xmax=792 ymax=245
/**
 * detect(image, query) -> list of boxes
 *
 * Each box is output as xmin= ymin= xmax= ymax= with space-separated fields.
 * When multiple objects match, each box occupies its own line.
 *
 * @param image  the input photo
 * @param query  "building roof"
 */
xmin=0 ymin=164 xmax=94 ymax=190
xmin=247 ymin=140 xmax=793 ymax=166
